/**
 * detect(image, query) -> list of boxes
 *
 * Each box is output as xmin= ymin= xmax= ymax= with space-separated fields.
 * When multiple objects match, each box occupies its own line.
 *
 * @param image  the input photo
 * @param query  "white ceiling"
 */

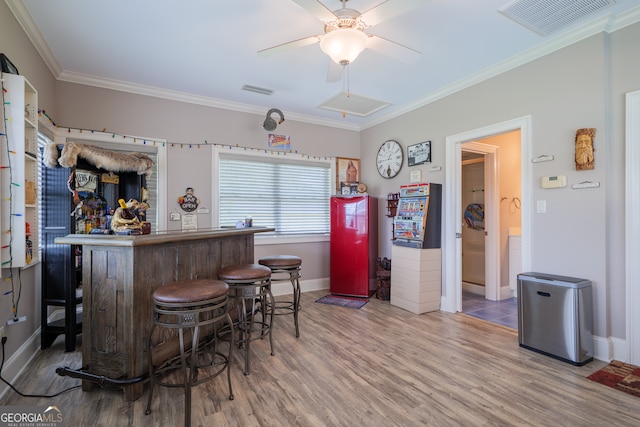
xmin=8 ymin=0 xmax=640 ymax=130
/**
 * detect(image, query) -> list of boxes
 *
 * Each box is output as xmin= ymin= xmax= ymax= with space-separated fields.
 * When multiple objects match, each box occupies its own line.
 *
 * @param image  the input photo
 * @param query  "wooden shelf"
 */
xmin=386 ymin=192 xmax=399 ymax=217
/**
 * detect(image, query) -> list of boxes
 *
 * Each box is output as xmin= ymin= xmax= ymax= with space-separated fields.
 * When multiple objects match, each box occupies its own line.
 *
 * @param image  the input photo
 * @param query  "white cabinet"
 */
xmin=1 ymin=73 xmax=39 ymax=269
xmin=390 ymin=246 xmax=441 ymax=314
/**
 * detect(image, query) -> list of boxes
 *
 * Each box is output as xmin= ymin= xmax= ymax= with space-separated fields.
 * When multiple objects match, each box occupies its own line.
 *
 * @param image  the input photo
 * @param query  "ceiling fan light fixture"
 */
xmin=320 ymin=28 xmax=368 ymax=65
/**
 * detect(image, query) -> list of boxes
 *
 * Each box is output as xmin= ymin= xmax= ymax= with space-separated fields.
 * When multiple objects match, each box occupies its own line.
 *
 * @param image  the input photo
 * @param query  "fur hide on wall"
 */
xmin=44 ymin=142 xmax=154 ymax=177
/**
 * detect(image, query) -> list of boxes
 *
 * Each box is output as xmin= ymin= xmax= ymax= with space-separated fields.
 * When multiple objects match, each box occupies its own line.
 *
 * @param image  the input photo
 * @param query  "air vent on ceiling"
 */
xmin=242 ymin=84 xmax=273 ymax=96
xmin=319 ymin=92 xmax=390 ymax=117
xmin=499 ymin=0 xmax=616 ymax=36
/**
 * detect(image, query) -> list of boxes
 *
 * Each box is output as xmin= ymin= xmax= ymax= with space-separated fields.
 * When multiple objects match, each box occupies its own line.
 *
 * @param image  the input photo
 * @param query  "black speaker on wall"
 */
xmin=0 ymin=54 xmax=19 ymax=75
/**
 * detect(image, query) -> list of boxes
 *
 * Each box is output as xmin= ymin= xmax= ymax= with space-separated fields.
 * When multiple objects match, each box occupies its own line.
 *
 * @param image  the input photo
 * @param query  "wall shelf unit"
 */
xmin=386 ymin=192 xmax=399 ymax=240
xmin=1 ymin=72 xmax=39 ymax=270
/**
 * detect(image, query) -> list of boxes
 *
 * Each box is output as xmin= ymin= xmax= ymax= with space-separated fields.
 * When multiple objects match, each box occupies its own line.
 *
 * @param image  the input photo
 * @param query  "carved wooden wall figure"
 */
xmin=575 ymin=128 xmax=596 ymax=170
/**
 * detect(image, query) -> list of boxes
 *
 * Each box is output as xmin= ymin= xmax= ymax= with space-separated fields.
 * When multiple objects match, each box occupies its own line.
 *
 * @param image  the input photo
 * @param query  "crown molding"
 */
xmin=56 ymin=70 xmax=360 ymax=131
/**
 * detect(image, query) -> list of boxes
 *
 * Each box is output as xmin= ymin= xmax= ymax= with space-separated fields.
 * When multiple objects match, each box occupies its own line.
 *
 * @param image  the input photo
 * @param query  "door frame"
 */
xmin=461 ymin=141 xmax=499 ymax=301
xmin=625 ymin=90 xmax=640 ymax=364
xmin=442 ymin=115 xmax=532 ymax=313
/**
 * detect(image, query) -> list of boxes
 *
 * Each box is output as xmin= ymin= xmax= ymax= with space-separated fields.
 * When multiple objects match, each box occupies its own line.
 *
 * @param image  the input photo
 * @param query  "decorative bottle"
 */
xmin=25 ymin=222 xmax=32 ymax=264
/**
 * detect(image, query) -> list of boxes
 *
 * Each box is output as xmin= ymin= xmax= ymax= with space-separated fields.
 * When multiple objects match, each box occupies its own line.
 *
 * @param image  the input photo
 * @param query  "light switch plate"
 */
xmin=536 ymin=200 xmax=546 ymax=213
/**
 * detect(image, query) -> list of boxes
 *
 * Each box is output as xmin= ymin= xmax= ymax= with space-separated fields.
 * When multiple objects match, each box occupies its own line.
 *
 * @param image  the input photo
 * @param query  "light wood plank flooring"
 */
xmin=1 ymin=290 xmax=638 ymax=426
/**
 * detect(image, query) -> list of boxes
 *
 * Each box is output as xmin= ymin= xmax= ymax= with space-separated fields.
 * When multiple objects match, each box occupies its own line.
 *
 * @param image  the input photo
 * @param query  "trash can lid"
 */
xmin=517 ymin=272 xmax=591 ymax=288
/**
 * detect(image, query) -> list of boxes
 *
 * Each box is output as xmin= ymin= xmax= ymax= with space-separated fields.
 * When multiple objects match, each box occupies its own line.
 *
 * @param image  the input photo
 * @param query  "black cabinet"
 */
xmin=41 ymin=155 xmax=145 ymax=352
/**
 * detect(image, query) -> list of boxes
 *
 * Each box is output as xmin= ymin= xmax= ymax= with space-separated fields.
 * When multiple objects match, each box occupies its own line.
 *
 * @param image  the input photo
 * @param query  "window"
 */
xmin=217 ymin=149 xmax=332 ymax=237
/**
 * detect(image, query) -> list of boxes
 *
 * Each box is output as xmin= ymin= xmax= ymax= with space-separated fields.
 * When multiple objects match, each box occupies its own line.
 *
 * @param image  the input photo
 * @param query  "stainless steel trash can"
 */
xmin=517 ymin=272 xmax=594 ymax=366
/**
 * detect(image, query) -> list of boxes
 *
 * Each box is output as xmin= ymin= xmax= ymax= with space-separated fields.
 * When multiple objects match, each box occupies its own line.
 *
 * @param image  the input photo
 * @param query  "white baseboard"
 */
xmin=462 ymin=282 xmax=485 ymax=295
xmin=271 ymin=277 xmax=329 ymax=296
xmin=0 ymin=327 xmax=41 ymax=400
xmin=500 ymin=286 xmax=516 ymax=299
xmin=462 ymin=282 xmax=515 ymax=301
xmin=594 ymin=335 xmax=628 ymax=363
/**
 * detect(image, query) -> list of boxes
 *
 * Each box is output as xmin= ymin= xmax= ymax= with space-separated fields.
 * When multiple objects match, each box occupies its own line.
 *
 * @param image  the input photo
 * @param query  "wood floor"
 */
xmin=2 ymin=289 xmax=639 ymax=426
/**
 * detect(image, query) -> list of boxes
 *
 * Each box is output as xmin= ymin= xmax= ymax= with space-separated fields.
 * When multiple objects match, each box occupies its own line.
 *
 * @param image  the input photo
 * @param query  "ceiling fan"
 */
xmin=258 ymin=0 xmax=423 ymax=82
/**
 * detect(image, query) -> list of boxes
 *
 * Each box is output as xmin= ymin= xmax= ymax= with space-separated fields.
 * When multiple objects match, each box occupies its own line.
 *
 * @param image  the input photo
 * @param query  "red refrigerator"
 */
xmin=330 ymin=195 xmax=378 ymax=297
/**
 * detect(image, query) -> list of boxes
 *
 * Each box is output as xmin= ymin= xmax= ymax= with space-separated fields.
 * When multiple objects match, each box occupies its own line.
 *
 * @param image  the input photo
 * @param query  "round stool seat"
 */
xmin=258 ymin=255 xmax=302 ymax=269
xmin=152 ymin=279 xmax=229 ymax=304
xmin=218 ymin=264 xmax=272 ymax=282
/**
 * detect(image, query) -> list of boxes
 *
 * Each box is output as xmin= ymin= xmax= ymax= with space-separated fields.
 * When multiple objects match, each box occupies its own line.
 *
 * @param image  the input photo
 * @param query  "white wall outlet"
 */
xmin=7 ymin=316 xmax=26 ymax=326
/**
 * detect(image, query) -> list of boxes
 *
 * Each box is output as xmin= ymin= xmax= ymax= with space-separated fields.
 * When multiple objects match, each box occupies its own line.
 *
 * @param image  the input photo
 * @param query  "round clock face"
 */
xmin=376 ymin=140 xmax=404 ymax=179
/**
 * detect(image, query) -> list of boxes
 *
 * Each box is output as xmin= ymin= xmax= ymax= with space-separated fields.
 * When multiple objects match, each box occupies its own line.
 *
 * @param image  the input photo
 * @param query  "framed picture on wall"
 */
xmin=407 ymin=141 xmax=432 ymax=167
xmin=336 ymin=157 xmax=360 ymax=191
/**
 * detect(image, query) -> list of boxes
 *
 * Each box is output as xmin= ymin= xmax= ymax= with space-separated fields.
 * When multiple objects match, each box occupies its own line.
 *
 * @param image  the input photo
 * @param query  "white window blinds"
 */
xmin=219 ymin=154 xmax=331 ymax=236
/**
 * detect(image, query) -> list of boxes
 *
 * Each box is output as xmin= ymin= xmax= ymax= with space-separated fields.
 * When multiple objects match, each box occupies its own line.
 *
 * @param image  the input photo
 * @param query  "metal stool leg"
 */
xmin=291 ymin=270 xmax=301 ymax=338
xmin=235 ymin=279 xmax=275 ymax=375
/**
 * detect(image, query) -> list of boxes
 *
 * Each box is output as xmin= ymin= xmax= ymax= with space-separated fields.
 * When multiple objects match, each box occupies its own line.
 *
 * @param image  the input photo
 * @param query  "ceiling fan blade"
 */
xmin=291 ymin=0 xmax=337 ymax=22
xmin=367 ymin=34 xmax=421 ymax=64
xmin=326 ymin=59 xmax=343 ymax=83
xmin=360 ymin=0 xmax=425 ymax=27
xmin=258 ymin=35 xmax=321 ymax=57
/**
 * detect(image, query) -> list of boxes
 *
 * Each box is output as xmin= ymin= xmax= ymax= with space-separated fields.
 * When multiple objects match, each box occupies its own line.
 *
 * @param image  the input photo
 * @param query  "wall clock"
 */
xmin=376 ymin=140 xmax=403 ymax=179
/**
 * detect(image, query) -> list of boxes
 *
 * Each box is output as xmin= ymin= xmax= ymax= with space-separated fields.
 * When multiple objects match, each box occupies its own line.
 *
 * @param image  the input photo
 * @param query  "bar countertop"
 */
xmin=55 ymin=226 xmax=275 ymax=247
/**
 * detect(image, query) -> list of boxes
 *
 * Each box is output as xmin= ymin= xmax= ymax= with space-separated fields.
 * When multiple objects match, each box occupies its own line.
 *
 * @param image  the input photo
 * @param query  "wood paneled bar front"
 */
xmin=55 ymin=227 xmax=273 ymax=400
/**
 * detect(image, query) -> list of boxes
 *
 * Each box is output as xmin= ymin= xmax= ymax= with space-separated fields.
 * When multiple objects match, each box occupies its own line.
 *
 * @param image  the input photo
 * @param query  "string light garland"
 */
xmin=0 ymin=78 xmax=23 ymax=321
xmin=38 ymin=110 xmax=334 ymax=161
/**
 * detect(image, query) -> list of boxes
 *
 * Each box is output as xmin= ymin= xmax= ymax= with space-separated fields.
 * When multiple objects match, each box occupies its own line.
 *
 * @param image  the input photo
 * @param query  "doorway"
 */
xmin=461 ymin=152 xmax=486 ymax=294
xmin=441 ymin=116 xmax=532 ymax=314
xmin=459 ymin=141 xmax=499 ymax=301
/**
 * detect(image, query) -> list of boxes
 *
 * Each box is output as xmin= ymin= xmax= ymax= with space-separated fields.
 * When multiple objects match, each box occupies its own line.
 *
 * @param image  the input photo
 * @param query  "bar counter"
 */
xmin=55 ymin=226 xmax=274 ymax=400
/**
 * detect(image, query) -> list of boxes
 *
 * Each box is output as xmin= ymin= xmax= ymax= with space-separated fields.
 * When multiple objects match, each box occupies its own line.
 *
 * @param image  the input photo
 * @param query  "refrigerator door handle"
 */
xmin=537 ymin=291 xmax=551 ymax=297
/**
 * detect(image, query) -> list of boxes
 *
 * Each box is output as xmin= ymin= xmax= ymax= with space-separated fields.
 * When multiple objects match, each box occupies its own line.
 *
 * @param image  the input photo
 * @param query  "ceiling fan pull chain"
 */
xmin=342 ymin=63 xmax=350 ymax=118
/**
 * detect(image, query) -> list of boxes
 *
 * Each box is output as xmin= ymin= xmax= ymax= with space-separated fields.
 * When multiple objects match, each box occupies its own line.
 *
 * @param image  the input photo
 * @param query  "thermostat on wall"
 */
xmin=541 ymin=175 xmax=567 ymax=188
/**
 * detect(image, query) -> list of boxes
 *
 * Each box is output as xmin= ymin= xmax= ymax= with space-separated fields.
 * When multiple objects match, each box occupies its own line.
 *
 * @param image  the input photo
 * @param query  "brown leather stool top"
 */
xmin=152 ymin=279 xmax=229 ymax=304
xmin=258 ymin=255 xmax=302 ymax=270
xmin=218 ymin=264 xmax=272 ymax=282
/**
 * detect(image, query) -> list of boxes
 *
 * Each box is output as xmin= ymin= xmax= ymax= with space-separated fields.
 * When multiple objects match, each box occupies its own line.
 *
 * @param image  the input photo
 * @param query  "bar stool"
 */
xmin=258 ymin=255 xmax=302 ymax=338
xmin=145 ymin=279 xmax=234 ymax=427
xmin=218 ymin=263 xmax=274 ymax=375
